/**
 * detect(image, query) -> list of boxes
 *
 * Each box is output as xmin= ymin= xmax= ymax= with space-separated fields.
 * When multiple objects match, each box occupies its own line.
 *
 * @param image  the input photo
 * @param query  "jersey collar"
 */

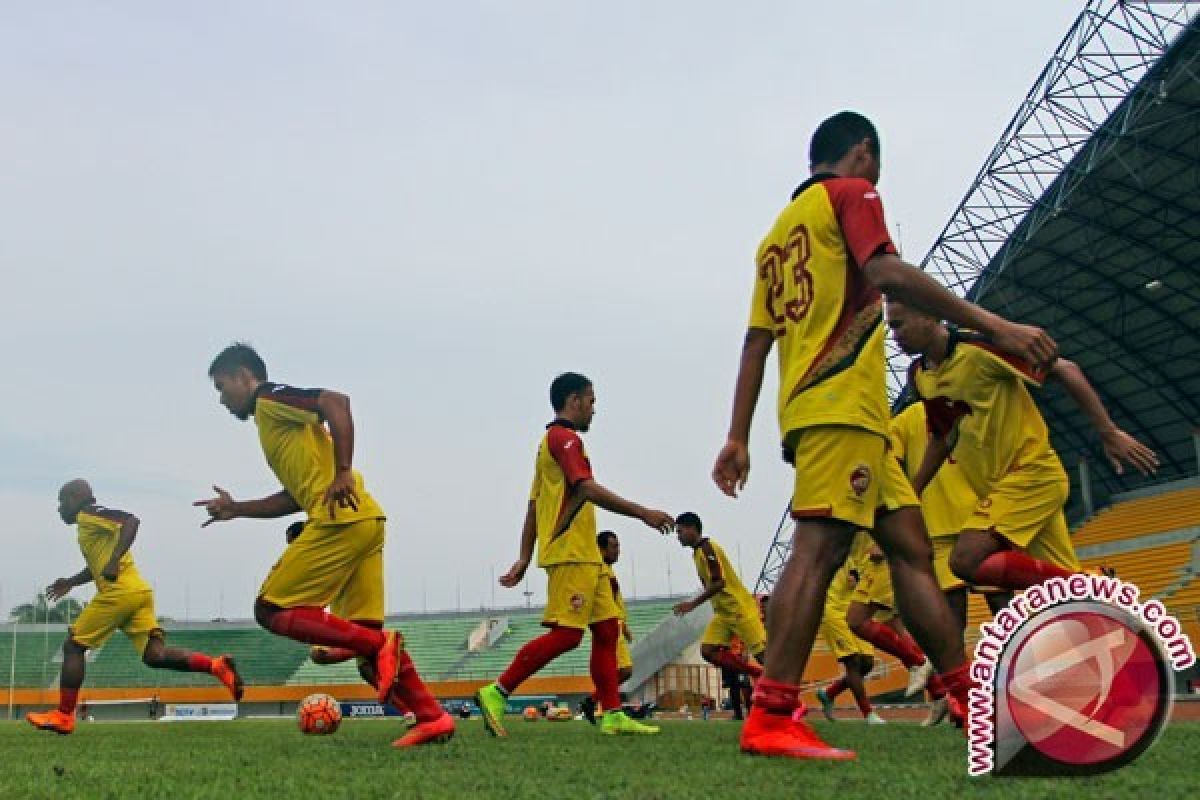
xmin=546 ymin=418 xmax=577 ymax=431
xmin=921 ymin=326 xmax=964 ymax=371
xmin=791 ymin=172 xmax=840 ymax=201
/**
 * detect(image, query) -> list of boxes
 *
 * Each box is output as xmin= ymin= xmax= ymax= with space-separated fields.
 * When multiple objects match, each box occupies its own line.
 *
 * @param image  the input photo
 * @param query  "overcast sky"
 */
xmin=2 ymin=1 xmax=1084 ymax=620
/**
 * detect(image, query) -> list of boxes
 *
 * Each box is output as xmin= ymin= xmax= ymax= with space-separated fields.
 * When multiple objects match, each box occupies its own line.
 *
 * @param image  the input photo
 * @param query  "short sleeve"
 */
xmin=963 ymin=342 xmax=1046 ymax=388
xmin=700 ymin=540 xmax=724 ymax=584
xmin=546 ymin=427 xmax=593 ymax=487
xmin=748 ymin=244 xmax=777 ymax=333
xmin=825 ymin=177 xmax=898 ymax=269
xmin=255 ymin=384 xmax=324 ymax=426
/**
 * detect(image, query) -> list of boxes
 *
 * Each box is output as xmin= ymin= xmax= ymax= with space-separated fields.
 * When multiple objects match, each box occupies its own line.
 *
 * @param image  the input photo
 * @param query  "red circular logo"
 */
xmin=1006 ymin=611 xmax=1162 ymax=766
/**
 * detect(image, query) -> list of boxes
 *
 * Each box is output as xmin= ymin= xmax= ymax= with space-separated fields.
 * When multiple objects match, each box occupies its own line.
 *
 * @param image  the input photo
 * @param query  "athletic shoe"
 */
xmin=790 ymin=701 xmax=810 ymax=722
xmin=816 ymin=687 xmax=835 ymax=722
xmin=212 ymin=655 xmax=244 ymax=702
xmin=476 ymin=683 xmax=508 ymax=738
xmin=600 ymin=710 xmax=659 ymax=735
xmin=905 ymin=660 xmax=934 ymax=698
xmin=392 ymin=712 xmax=455 ymax=748
xmin=26 ymin=709 xmax=75 ymax=735
xmin=922 ymin=696 xmax=949 ymax=727
xmin=580 ymin=695 xmax=597 ymax=725
xmin=740 ymin=706 xmax=855 ymax=761
xmin=865 ymin=711 xmax=886 ymax=725
xmin=373 ymin=631 xmax=403 ymax=705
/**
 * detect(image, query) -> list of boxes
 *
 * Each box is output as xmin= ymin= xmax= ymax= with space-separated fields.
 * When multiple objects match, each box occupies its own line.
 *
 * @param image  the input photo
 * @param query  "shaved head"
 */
xmin=57 ymin=479 xmax=95 ymax=524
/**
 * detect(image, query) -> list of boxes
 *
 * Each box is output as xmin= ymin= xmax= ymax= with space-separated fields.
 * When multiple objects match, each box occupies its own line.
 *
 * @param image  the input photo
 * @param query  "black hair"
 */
xmin=597 ymin=530 xmax=618 ymax=549
xmin=676 ymin=511 xmax=702 ymax=532
xmin=209 ymin=342 xmax=267 ymax=381
xmin=550 ymin=372 xmax=591 ymax=412
xmin=809 ymin=111 xmax=879 ymax=167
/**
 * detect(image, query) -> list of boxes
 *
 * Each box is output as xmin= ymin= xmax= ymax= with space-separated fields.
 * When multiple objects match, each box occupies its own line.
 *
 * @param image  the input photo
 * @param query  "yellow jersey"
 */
xmin=76 ymin=506 xmax=151 ymax=595
xmin=253 ymin=383 xmax=385 ymax=526
xmin=530 ymin=420 xmax=599 ymax=567
xmin=825 ymin=531 xmax=873 ymax=611
xmin=749 ymin=174 xmax=898 ymax=440
xmin=888 ymin=403 xmax=978 ymax=538
xmin=692 ymin=537 xmax=758 ymax=620
xmin=910 ymin=329 xmax=1065 ymax=496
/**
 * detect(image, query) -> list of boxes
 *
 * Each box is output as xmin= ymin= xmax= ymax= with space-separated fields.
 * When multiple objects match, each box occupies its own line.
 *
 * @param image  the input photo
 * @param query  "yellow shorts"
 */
xmin=616 ymin=635 xmax=633 ymax=671
xmin=70 ymin=590 xmax=161 ymax=655
xmin=879 ymin=453 xmax=920 ymax=514
xmin=850 ymin=558 xmax=894 ymax=610
xmin=543 ymin=563 xmax=620 ymax=630
xmin=820 ymin=605 xmax=872 ymax=661
xmin=965 ymin=471 xmax=1080 ymax=572
xmin=701 ymin=611 xmax=767 ymax=654
xmin=788 ymin=426 xmax=887 ymax=530
xmin=930 ymin=534 xmax=966 ymax=591
xmin=260 ymin=517 xmax=386 ymax=614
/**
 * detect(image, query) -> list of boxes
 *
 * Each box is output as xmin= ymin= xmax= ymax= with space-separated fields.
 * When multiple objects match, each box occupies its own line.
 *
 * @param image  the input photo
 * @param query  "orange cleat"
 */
xmin=392 ymin=712 xmax=455 ymax=748
xmin=212 ymin=655 xmax=245 ymax=702
xmin=741 ymin=706 xmax=855 ymax=760
xmin=373 ymin=631 xmax=403 ymax=705
xmin=26 ymin=709 xmax=75 ymax=735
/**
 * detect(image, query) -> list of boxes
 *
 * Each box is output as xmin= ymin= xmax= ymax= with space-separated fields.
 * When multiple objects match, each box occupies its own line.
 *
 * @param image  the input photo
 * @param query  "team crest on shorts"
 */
xmin=850 ymin=465 xmax=872 ymax=497
xmin=570 ymin=593 xmax=585 ymax=611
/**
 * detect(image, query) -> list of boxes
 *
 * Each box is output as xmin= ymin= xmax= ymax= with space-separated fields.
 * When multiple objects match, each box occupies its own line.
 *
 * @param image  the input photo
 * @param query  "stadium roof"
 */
xmin=892 ymin=1 xmax=1200 ymax=522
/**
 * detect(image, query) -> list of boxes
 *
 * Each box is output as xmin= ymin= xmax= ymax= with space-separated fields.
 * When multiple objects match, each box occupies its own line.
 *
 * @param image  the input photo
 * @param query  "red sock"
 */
xmin=855 ymin=694 xmax=872 ymax=716
xmin=589 ymin=618 xmax=621 ymax=711
xmin=58 ymin=687 xmax=79 ymax=715
xmin=266 ymin=607 xmax=385 ymax=657
xmin=186 ymin=653 xmax=214 ymax=673
xmin=751 ymin=677 xmax=800 ymax=716
xmin=826 ymin=678 xmax=847 ymax=699
xmin=497 ymin=626 xmax=583 ymax=694
xmin=973 ymin=551 xmax=1073 ymax=590
xmin=390 ymin=651 xmax=443 ymax=723
xmin=927 ymin=673 xmax=946 ymax=700
xmin=707 ymin=648 xmax=764 ymax=678
xmin=939 ymin=663 xmax=976 ymax=701
xmin=856 ymin=619 xmax=925 ymax=668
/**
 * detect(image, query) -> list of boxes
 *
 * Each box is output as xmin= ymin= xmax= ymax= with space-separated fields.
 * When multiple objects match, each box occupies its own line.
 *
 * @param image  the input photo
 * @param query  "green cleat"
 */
xmin=475 ymin=683 xmax=508 ymax=738
xmin=600 ymin=710 xmax=659 ymax=735
xmin=816 ymin=688 xmax=835 ymax=722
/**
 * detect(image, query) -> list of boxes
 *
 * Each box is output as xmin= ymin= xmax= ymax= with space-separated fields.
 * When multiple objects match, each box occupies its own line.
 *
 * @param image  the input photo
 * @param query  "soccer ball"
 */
xmin=297 ymin=693 xmax=342 ymax=735
xmin=522 ymin=706 xmax=541 ymax=721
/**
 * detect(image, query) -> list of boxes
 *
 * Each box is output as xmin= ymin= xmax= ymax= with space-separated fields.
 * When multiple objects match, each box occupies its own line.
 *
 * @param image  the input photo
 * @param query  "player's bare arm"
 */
xmin=673 ymin=577 xmax=726 ymax=616
xmin=1047 ymin=358 xmax=1159 ymax=476
xmin=499 ymin=500 xmax=538 ymax=588
xmin=194 ymin=486 xmax=302 ymax=527
xmin=575 ymin=479 xmax=674 ymax=534
xmin=864 ymin=253 xmax=1057 ymax=367
xmin=100 ymin=515 xmax=140 ymax=581
xmin=910 ymin=437 xmax=951 ymax=496
xmin=46 ymin=567 xmax=93 ymax=601
xmin=315 ymin=389 xmax=359 ymax=517
xmin=713 ymin=328 xmax=773 ymax=498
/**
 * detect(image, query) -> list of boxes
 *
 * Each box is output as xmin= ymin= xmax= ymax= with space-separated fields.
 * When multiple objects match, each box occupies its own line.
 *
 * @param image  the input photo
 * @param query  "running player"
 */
xmin=713 ymin=111 xmax=1058 ymax=759
xmin=475 ymin=372 xmax=672 ymax=738
xmin=888 ymin=301 xmax=1158 ymax=591
xmin=673 ymin=512 xmax=765 ymax=680
xmin=816 ymin=533 xmax=883 ymax=725
xmin=581 ymin=530 xmax=634 ymax=724
xmin=26 ymin=480 xmax=242 ymax=735
xmin=195 ymin=343 xmax=452 ymax=748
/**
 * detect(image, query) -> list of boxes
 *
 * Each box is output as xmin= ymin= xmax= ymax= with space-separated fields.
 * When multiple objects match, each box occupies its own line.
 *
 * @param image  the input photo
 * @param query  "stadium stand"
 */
xmin=1071 ymin=487 xmax=1200 ymax=548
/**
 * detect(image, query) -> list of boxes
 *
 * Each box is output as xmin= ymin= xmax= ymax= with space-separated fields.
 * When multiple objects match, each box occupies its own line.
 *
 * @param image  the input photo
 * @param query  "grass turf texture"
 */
xmin=2 ymin=718 xmax=1196 ymax=799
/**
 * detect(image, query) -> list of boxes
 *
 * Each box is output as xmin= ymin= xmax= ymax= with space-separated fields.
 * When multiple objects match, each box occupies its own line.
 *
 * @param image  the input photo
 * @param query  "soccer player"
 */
xmin=816 ymin=534 xmax=883 ymax=725
xmin=26 ymin=480 xmax=243 ymax=735
xmin=475 ymin=372 xmax=673 ymax=737
xmin=712 ymin=110 xmax=1059 ymax=759
xmin=888 ymin=300 xmax=1159 ymax=592
xmin=195 ymin=343 xmax=452 ymax=748
xmin=673 ymin=512 xmax=765 ymax=680
xmin=581 ymin=530 xmax=634 ymax=725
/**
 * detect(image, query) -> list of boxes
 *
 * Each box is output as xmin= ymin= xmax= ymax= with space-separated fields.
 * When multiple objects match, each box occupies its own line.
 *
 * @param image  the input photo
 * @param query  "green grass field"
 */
xmin=2 ymin=717 xmax=1196 ymax=799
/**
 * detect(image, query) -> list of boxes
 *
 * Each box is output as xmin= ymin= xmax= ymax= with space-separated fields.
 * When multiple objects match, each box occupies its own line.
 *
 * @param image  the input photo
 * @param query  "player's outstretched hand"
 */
xmin=991 ymin=320 xmax=1057 ymax=370
xmin=640 ymin=509 xmax=674 ymax=535
xmin=194 ymin=485 xmax=238 ymax=527
xmin=1101 ymin=429 xmax=1159 ymax=476
xmin=322 ymin=468 xmax=360 ymax=520
xmin=712 ymin=438 xmax=750 ymax=498
xmin=46 ymin=578 xmax=73 ymax=601
xmin=499 ymin=558 xmax=530 ymax=588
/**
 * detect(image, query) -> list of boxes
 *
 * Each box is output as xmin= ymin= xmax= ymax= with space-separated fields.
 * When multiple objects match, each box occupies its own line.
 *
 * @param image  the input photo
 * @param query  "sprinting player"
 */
xmin=712 ymin=110 xmax=1059 ymax=759
xmin=816 ymin=533 xmax=883 ymax=725
xmin=888 ymin=301 xmax=1159 ymax=592
xmin=581 ymin=530 xmax=635 ymax=725
xmin=195 ymin=343 xmax=452 ymax=748
xmin=475 ymin=372 xmax=673 ymax=738
xmin=673 ymin=512 xmax=765 ymax=681
xmin=27 ymin=480 xmax=242 ymax=735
